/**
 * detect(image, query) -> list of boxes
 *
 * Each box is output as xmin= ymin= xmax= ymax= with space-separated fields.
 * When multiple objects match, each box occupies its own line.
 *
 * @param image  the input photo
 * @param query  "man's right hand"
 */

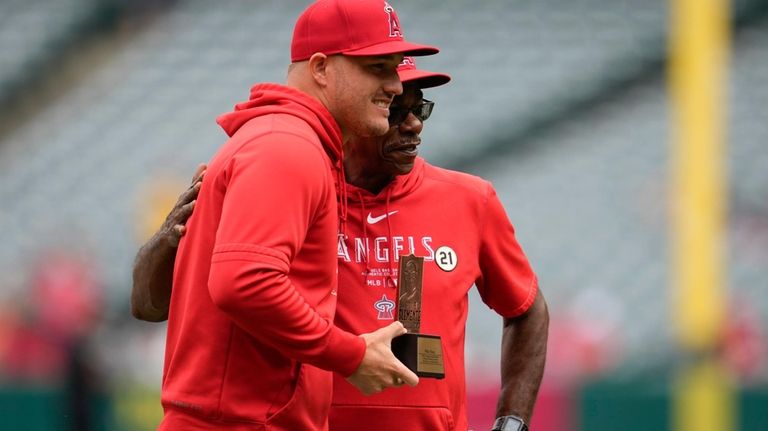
xmin=345 ymin=321 xmax=419 ymax=395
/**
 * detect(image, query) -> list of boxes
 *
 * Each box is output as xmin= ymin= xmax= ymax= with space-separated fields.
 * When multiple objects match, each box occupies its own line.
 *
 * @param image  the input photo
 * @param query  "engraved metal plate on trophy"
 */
xmin=391 ymin=254 xmax=445 ymax=379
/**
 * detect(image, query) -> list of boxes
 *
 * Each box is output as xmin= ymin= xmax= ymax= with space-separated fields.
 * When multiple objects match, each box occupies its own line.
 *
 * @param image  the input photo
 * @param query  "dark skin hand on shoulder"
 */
xmin=131 ymin=163 xmax=205 ymax=321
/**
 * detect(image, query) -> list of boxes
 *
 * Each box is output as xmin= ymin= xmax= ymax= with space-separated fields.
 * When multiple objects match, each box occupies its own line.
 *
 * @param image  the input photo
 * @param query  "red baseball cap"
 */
xmin=291 ymin=0 xmax=439 ymax=62
xmin=398 ymin=57 xmax=451 ymax=89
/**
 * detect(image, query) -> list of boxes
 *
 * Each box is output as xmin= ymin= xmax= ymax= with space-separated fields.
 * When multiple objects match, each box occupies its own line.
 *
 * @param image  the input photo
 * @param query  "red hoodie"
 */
xmin=160 ymin=84 xmax=366 ymax=431
xmin=329 ymin=158 xmax=538 ymax=430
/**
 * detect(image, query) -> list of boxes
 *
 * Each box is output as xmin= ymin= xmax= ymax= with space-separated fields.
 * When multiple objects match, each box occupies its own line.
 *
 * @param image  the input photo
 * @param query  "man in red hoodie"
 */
xmin=328 ymin=58 xmax=548 ymax=431
xmin=150 ymin=1 xmax=440 ymax=430
xmin=134 ymin=57 xmax=549 ymax=431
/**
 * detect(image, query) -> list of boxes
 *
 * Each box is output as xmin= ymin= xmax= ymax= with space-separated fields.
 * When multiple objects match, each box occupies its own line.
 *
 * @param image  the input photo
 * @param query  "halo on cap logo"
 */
xmin=435 ymin=246 xmax=457 ymax=272
xmin=374 ymin=294 xmax=395 ymax=320
xmin=400 ymin=56 xmax=415 ymax=67
xmin=383 ymin=2 xmax=402 ymax=38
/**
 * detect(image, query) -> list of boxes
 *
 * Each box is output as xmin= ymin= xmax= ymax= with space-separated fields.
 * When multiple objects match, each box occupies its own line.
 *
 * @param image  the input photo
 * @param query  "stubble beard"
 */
xmin=340 ymin=102 xmax=389 ymax=138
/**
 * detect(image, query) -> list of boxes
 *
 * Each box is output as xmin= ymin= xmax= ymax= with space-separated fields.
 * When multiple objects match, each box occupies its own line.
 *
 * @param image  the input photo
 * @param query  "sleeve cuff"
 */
xmin=315 ymin=326 xmax=366 ymax=377
xmin=501 ymin=274 xmax=539 ymax=318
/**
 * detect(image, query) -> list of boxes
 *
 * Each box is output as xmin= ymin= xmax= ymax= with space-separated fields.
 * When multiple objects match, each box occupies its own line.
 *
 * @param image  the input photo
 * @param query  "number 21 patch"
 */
xmin=435 ymin=246 xmax=457 ymax=272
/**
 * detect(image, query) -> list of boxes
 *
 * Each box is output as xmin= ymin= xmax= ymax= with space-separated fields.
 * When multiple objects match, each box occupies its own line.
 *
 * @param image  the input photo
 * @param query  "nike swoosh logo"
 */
xmin=367 ymin=210 xmax=398 ymax=224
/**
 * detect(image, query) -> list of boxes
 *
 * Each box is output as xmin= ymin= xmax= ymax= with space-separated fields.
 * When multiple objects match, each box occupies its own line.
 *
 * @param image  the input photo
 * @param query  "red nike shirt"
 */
xmin=330 ymin=157 xmax=538 ymax=430
xmin=160 ymin=84 xmax=365 ymax=431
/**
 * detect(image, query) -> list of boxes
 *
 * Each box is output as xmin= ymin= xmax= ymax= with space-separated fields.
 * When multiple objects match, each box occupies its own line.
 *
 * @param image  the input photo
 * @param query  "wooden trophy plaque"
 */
xmin=391 ymin=254 xmax=444 ymax=379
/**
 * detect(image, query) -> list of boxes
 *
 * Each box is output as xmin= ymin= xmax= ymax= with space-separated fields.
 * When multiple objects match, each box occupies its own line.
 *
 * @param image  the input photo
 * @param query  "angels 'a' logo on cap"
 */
xmin=383 ymin=2 xmax=402 ymax=38
xmin=399 ymin=56 xmax=415 ymax=67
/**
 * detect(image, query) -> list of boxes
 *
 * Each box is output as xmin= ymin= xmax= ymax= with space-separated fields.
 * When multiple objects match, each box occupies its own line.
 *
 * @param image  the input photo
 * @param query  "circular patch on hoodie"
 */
xmin=435 ymin=246 xmax=457 ymax=272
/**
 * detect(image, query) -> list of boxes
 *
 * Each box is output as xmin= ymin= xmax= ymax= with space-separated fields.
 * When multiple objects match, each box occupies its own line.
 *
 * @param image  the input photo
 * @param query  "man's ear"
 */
xmin=308 ymin=53 xmax=331 ymax=87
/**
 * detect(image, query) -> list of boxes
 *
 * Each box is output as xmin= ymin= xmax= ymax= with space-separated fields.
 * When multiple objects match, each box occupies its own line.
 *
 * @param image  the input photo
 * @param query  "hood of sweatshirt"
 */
xmin=217 ymin=83 xmax=343 ymax=164
xmin=217 ymin=83 xmax=350 ymax=228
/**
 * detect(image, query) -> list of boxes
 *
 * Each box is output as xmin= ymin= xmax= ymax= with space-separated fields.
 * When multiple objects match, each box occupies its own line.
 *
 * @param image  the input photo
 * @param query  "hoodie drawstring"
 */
xmin=384 ymin=188 xmax=397 ymax=289
xmin=357 ymin=191 xmax=372 ymax=287
xmin=354 ymin=187 xmax=396 ymax=290
xmin=337 ymin=159 xmax=349 ymax=237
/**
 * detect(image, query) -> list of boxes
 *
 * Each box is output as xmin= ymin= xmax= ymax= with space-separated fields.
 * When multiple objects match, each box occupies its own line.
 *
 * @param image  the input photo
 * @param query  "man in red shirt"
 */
xmin=328 ymin=58 xmax=548 ymax=431
xmin=149 ymin=1 xmax=440 ymax=429
xmin=134 ymin=58 xmax=549 ymax=431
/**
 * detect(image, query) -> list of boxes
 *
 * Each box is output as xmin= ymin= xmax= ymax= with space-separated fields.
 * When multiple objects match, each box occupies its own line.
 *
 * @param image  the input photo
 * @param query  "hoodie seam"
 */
xmin=475 ymin=181 xmax=494 ymax=284
xmin=477 ymin=181 xmax=493 ymax=254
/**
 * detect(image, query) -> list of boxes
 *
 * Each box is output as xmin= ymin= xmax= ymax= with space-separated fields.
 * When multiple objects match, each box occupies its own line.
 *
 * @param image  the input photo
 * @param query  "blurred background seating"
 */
xmin=0 ymin=1 xmax=766 ymax=430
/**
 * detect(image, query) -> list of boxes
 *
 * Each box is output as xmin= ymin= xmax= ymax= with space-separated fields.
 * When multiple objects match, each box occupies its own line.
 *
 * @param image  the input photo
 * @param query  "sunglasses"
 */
xmin=388 ymin=99 xmax=434 ymax=126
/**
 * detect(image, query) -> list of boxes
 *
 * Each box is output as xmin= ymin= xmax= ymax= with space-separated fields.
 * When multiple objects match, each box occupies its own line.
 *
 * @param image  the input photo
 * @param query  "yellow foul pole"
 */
xmin=668 ymin=0 xmax=733 ymax=429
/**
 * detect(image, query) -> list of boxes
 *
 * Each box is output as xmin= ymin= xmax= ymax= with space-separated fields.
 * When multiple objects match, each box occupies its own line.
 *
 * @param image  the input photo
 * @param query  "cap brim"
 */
xmin=343 ymin=40 xmax=439 ymax=57
xmin=398 ymin=68 xmax=451 ymax=89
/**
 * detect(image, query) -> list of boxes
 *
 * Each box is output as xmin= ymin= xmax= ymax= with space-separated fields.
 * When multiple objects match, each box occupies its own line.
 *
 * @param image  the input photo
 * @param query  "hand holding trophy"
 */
xmin=391 ymin=254 xmax=445 ymax=379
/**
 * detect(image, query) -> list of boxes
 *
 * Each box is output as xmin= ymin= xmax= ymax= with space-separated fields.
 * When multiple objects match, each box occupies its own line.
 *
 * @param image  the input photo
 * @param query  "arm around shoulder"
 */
xmin=131 ymin=163 xmax=204 ymax=322
xmin=131 ymin=232 xmax=177 ymax=322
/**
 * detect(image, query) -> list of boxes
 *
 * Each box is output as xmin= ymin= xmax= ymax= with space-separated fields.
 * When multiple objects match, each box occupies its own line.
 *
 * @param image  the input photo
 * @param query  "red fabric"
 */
xmin=397 ymin=56 xmax=451 ymax=89
xmin=291 ymin=0 xmax=438 ymax=62
xmin=160 ymin=84 xmax=365 ymax=430
xmin=330 ymin=158 xmax=538 ymax=430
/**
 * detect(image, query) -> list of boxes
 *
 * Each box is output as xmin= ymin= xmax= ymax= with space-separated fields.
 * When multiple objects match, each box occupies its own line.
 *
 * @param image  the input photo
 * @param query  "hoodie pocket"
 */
xmin=329 ymin=405 xmax=455 ymax=431
xmin=266 ymin=364 xmax=332 ymax=430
